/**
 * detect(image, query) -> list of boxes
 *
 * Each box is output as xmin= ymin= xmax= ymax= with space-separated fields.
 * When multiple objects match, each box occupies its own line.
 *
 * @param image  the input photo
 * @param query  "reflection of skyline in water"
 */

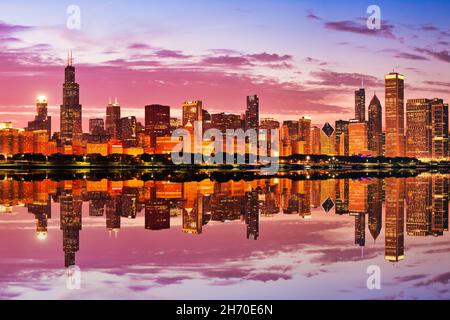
xmin=0 ymin=175 xmax=449 ymax=269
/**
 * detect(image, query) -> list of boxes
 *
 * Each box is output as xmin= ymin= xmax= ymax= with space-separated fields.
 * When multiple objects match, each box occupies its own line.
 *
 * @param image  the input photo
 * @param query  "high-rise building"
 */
xmin=60 ymin=52 xmax=82 ymax=142
xmin=310 ymin=126 xmax=321 ymax=155
xmin=431 ymin=98 xmax=449 ymax=160
xmin=106 ymin=99 xmax=121 ymax=140
xmin=245 ymin=95 xmax=259 ymax=130
xmin=89 ymin=118 xmax=104 ymax=135
xmin=211 ymin=113 xmax=243 ymax=132
xmin=348 ymin=120 xmax=369 ymax=155
xmin=368 ymin=94 xmax=383 ymax=156
xmin=182 ymin=101 xmax=203 ymax=131
xmin=355 ymin=88 xmax=366 ymax=122
xmin=120 ymin=116 xmax=138 ymax=148
xmin=299 ymin=117 xmax=311 ymax=154
xmin=335 ymin=120 xmax=349 ymax=156
xmin=27 ymin=96 xmax=52 ymax=138
xmin=406 ymin=99 xmax=431 ymax=159
xmin=88 ymin=118 xmax=108 ymax=144
xmin=385 ymin=72 xmax=405 ymax=158
xmin=320 ymin=123 xmax=336 ymax=155
xmin=145 ymin=104 xmax=171 ymax=148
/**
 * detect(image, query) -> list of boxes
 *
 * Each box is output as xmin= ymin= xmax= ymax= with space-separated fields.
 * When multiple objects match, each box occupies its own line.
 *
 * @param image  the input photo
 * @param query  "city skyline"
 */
xmin=0 ymin=0 xmax=449 ymax=129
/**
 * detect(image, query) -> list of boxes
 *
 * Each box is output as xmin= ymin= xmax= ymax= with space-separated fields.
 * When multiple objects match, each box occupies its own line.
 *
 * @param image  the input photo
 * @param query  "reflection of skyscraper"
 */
xmin=335 ymin=179 xmax=349 ymax=215
xmin=385 ymin=179 xmax=405 ymax=262
xmin=355 ymin=213 xmax=366 ymax=247
xmin=368 ymin=94 xmax=382 ymax=156
xmin=106 ymin=197 xmax=121 ymax=232
xmin=246 ymin=190 xmax=259 ymax=240
xmin=145 ymin=184 xmax=170 ymax=230
xmin=431 ymin=176 xmax=448 ymax=237
xmin=368 ymin=180 xmax=383 ymax=241
xmin=385 ymin=73 xmax=405 ymax=158
xmin=406 ymin=176 xmax=432 ymax=236
xmin=60 ymin=192 xmax=82 ymax=268
xmin=60 ymin=53 xmax=82 ymax=142
xmin=27 ymin=197 xmax=52 ymax=240
xmin=182 ymin=183 xmax=203 ymax=235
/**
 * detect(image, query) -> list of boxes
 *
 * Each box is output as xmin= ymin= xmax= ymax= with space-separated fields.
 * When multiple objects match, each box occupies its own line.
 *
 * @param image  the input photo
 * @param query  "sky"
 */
xmin=0 ymin=0 xmax=449 ymax=131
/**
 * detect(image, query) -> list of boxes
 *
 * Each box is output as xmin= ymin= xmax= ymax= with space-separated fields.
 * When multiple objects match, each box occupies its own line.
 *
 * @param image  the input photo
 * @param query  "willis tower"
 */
xmin=60 ymin=51 xmax=82 ymax=142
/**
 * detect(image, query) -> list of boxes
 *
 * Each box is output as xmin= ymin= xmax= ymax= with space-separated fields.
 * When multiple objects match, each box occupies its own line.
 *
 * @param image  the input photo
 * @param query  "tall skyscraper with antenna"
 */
xmin=60 ymin=51 xmax=82 ymax=142
xmin=355 ymin=79 xmax=366 ymax=122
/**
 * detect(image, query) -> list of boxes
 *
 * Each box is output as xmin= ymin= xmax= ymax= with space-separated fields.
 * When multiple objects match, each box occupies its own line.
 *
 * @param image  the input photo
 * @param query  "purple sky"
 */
xmin=0 ymin=0 xmax=449 ymax=130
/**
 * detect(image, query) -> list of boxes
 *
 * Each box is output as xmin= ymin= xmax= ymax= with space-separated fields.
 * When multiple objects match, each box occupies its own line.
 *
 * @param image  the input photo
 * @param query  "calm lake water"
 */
xmin=0 ymin=173 xmax=449 ymax=300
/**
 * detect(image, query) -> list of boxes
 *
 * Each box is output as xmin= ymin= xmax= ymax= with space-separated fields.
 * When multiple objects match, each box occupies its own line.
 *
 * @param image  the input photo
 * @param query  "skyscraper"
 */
xmin=355 ymin=88 xmax=366 ymax=122
xmin=60 ymin=52 xmax=82 ymax=142
xmin=406 ymin=99 xmax=431 ymax=159
xmin=182 ymin=101 xmax=203 ymax=131
xmin=348 ymin=120 xmax=369 ymax=155
xmin=320 ymin=123 xmax=336 ymax=155
xmin=145 ymin=104 xmax=171 ymax=148
xmin=310 ymin=126 xmax=321 ymax=155
xmin=368 ymin=94 xmax=383 ymax=156
xmin=27 ymin=96 xmax=52 ymax=138
xmin=431 ymin=98 xmax=449 ymax=160
xmin=106 ymin=98 xmax=121 ymax=140
xmin=335 ymin=120 xmax=349 ymax=156
xmin=385 ymin=72 xmax=405 ymax=158
xmin=245 ymin=95 xmax=259 ymax=130
xmin=120 ymin=116 xmax=138 ymax=148
xmin=299 ymin=117 xmax=311 ymax=154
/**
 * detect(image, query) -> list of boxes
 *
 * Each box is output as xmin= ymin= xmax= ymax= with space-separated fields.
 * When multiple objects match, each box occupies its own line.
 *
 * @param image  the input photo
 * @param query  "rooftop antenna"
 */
xmin=114 ymin=97 xmax=118 ymax=105
xmin=109 ymin=97 xmax=112 ymax=105
xmin=361 ymin=76 xmax=364 ymax=89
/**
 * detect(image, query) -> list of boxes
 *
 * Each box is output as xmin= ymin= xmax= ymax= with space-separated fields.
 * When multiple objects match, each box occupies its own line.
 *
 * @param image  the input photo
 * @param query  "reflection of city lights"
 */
xmin=36 ymin=231 xmax=48 ymax=241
